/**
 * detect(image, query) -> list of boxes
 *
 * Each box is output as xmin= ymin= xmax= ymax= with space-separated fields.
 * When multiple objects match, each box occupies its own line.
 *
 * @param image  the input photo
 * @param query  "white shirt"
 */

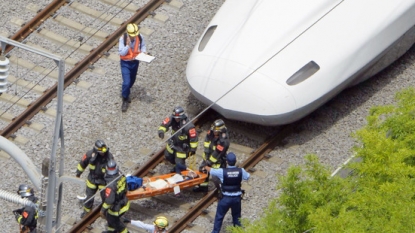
xmin=130 ymin=220 xmax=168 ymax=233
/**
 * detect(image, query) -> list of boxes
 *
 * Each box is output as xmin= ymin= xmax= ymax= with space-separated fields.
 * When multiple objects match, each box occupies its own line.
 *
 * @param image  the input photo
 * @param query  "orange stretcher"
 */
xmin=126 ymin=170 xmax=208 ymax=200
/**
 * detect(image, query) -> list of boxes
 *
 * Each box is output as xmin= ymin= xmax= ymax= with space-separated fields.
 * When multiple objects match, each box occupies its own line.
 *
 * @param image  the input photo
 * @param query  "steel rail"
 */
xmin=1 ymin=0 xmax=165 ymax=138
xmin=168 ymin=125 xmax=294 ymax=232
xmin=0 ymin=0 xmax=66 ymax=54
xmin=69 ymin=111 xmax=211 ymax=232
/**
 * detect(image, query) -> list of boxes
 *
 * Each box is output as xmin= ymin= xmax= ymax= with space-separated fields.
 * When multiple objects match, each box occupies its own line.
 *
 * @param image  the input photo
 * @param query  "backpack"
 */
xmin=126 ymin=176 xmax=143 ymax=191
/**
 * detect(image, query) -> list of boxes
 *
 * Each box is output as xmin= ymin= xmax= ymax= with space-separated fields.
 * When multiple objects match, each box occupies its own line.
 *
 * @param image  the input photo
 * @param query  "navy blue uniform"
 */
xmin=209 ymin=166 xmax=250 ymax=233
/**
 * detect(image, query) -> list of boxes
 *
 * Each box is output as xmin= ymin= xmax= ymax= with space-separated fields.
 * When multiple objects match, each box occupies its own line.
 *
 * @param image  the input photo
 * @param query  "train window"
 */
xmin=198 ymin=25 xmax=217 ymax=52
xmin=286 ymin=61 xmax=320 ymax=86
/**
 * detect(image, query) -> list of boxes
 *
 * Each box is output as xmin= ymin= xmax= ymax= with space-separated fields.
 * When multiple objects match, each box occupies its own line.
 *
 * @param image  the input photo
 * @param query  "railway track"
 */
xmin=1 ymin=0 xmax=169 ymax=139
xmin=3 ymin=0 xmax=403 ymax=232
xmin=1 ymin=0 xmax=213 ymax=232
xmin=69 ymin=112 xmax=293 ymax=232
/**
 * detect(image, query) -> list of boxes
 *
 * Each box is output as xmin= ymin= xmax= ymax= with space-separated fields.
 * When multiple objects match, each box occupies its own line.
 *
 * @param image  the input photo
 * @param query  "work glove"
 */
xmin=158 ymin=131 xmax=164 ymax=139
xmin=13 ymin=210 xmax=21 ymax=220
xmin=13 ymin=212 xmax=20 ymax=221
xmin=189 ymin=151 xmax=196 ymax=156
xmin=13 ymin=208 xmax=23 ymax=214
xmin=76 ymin=173 xmax=81 ymax=178
xmin=182 ymin=143 xmax=189 ymax=151
xmin=199 ymin=166 xmax=207 ymax=173
xmin=206 ymin=160 xmax=213 ymax=167
xmin=122 ymin=217 xmax=131 ymax=224
xmin=13 ymin=208 xmax=22 ymax=220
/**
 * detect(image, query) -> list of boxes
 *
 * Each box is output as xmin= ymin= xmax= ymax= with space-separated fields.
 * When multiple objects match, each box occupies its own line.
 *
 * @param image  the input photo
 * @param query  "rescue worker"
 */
xmin=13 ymin=184 xmax=38 ymax=233
xmin=158 ymin=106 xmax=198 ymax=173
xmin=101 ymin=159 xmax=130 ymax=233
xmin=204 ymin=152 xmax=250 ymax=233
xmin=124 ymin=216 xmax=169 ymax=233
xmin=119 ymin=23 xmax=147 ymax=112
xmin=193 ymin=119 xmax=230 ymax=192
xmin=76 ymin=139 xmax=114 ymax=218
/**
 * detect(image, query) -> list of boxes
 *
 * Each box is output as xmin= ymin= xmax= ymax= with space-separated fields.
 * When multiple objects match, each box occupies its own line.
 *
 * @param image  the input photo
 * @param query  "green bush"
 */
xmin=229 ymin=88 xmax=415 ymax=233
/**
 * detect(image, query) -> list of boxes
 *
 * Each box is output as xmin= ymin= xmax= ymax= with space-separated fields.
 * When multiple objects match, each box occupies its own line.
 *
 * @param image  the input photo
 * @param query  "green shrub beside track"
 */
xmin=230 ymin=87 xmax=415 ymax=233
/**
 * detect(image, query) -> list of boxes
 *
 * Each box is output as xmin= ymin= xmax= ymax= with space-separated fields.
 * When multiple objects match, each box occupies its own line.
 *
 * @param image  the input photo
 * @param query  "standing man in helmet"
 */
xmin=158 ymin=106 xmax=199 ymax=173
xmin=194 ymin=119 xmax=230 ymax=192
xmin=101 ymin=159 xmax=130 ymax=233
xmin=76 ymin=140 xmax=114 ymax=218
xmin=13 ymin=184 xmax=38 ymax=233
xmin=119 ymin=22 xmax=147 ymax=112
xmin=204 ymin=152 xmax=250 ymax=233
xmin=124 ymin=216 xmax=169 ymax=233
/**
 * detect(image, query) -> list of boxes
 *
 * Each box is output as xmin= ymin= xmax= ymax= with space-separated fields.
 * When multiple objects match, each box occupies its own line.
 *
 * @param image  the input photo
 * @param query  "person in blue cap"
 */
xmin=204 ymin=152 xmax=250 ymax=233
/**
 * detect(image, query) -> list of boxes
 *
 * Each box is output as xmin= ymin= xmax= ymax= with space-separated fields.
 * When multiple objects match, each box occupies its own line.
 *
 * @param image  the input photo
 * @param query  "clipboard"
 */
xmin=135 ymin=53 xmax=155 ymax=63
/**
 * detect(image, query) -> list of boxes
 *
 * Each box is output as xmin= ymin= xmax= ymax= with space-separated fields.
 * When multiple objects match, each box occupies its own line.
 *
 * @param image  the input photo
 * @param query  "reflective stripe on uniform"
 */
xmin=116 ymin=177 xmax=127 ymax=194
xmin=107 ymin=201 xmax=130 ymax=216
xmin=190 ymin=141 xmax=198 ymax=149
xmin=212 ymin=163 xmax=221 ymax=168
xmin=86 ymin=179 xmax=97 ymax=189
xmin=209 ymin=155 xmax=218 ymax=163
xmin=88 ymin=164 xmax=96 ymax=170
xmin=102 ymin=202 xmax=110 ymax=209
xmin=178 ymin=135 xmax=188 ymax=140
xmin=176 ymin=151 xmax=187 ymax=159
xmin=77 ymin=164 xmax=85 ymax=172
xmin=200 ymin=182 xmax=209 ymax=187
xmin=166 ymin=143 xmax=174 ymax=154
xmin=120 ymin=201 xmax=130 ymax=215
xmin=158 ymin=126 xmax=167 ymax=132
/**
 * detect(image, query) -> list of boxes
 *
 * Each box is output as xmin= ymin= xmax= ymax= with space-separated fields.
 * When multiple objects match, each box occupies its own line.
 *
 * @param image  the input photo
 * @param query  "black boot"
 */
xmin=122 ymin=99 xmax=128 ymax=112
xmin=193 ymin=185 xmax=208 ymax=192
xmin=120 ymin=95 xmax=131 ymax=103
xmin=122 ymin=217 xmax=131 ymax=224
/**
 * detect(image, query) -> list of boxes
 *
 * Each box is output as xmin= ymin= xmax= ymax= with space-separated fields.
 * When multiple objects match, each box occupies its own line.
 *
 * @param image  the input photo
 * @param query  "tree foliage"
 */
xmin=229 ymin=88 xmax=415 ymax=233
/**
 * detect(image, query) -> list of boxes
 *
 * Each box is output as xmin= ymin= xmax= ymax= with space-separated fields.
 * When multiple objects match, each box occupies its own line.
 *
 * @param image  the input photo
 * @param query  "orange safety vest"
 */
xmin=120 ymin=35 xmax=141 ymax=61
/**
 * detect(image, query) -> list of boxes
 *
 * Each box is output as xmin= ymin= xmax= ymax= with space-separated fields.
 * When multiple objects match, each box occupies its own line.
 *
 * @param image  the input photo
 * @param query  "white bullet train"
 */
xmin=186 ymin=0 xmax=415 ymax=126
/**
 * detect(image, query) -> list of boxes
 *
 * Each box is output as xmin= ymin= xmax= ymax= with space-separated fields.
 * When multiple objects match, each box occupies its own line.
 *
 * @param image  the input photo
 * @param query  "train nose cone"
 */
xmin=186 ymin=54 xmax=297 ymax=124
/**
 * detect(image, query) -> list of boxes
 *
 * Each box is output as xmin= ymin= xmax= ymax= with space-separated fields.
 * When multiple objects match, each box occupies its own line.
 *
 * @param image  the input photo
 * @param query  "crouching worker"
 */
xmin=124 ymin=216 xmax=169 ymax=233
xmin=158 ymin=106 xmax=198 ymax=174
xmin=101 ymin=160 xmax=130 ymax=233
xmin=13 ymin=184 xmax=39 ymax=233
xmin=194 ymin=119 xmax=230 ymax=193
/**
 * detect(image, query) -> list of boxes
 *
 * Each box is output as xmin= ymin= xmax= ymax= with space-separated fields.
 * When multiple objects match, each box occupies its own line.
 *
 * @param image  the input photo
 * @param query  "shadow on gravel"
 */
xmin=132 ymin=86 xmax=154 ymax=104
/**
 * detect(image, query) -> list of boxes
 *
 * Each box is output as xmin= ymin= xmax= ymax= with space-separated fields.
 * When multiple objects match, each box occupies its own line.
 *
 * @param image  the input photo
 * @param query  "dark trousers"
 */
xmin=22 ymin=226 xmax=36 ymax=233
xmin=106 ymin=213 xmax=128 ymax=233
xmin=84 ymin=185 xmax=105 ymax=212
xmin=212 ymin=195 xmax=242 ymax=233
xmin=120 ymin=59 xmax=139 ymax=99
xmin=164 ymin=150 xmax=187 ymax=173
